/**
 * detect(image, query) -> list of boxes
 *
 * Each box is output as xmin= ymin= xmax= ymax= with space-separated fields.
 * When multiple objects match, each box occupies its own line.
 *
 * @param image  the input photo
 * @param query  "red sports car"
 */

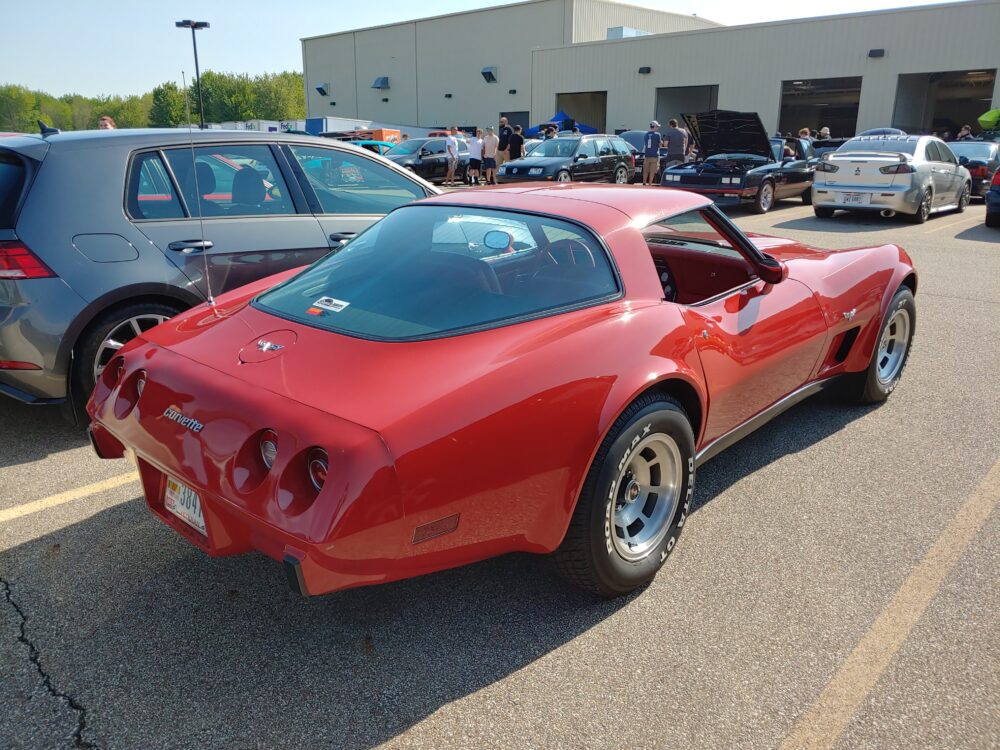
xmin=88 ymin=186 xmax=916 ymax=597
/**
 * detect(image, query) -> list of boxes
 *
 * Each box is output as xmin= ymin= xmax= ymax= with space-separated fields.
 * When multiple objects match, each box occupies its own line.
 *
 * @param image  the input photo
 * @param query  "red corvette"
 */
xmin=88 ymin=186 xmax=916 ymax=597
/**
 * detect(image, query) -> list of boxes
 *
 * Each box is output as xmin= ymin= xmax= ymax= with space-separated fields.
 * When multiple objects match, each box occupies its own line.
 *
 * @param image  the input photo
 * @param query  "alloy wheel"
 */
xmin=93 ymin=314 xmax=169 ymax=380
xmin=557 ymin=171 xmax=572 ymax=182
xmin=876 ymin=307 xmax=911 ymax=384
xmin=614 ymin=167 xmax=628 ymax=184
xmin=759 ymin=182 xmax=774 ymax=211
xmin=610 ymin=433 xmax=683 ymax=562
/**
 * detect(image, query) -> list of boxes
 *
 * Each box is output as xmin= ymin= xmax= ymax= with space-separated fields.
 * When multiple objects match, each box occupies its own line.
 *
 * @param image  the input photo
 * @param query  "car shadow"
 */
xmin=0 ymin=400 xmax=86 ymax=469
xmin=955 ymin=222 xmax=1000 ymax=243
xmin=0 ymin=389 xmax=872 ymax=748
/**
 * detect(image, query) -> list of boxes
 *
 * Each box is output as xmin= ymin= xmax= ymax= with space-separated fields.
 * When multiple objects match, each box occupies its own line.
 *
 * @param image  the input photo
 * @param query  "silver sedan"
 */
xmin=811 ymin=135 xmax=971 ymax=223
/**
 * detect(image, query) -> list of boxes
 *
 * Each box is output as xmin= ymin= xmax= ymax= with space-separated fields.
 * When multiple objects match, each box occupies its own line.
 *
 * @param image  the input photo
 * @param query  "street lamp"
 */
xmin=175 ymin=20 xmax=210 ymax=129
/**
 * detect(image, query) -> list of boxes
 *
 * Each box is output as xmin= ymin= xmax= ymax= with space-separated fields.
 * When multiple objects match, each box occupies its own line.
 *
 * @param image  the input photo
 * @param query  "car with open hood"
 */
xmin=87 ymin=185 xmax=918 ymax=600
xmin=659 ymin=110 xmax=818 ymax=213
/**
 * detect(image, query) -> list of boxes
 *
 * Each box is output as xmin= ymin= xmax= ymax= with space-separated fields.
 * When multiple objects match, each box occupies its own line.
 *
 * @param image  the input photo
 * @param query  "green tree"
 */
xmin=149 ymin=82 xmax=186 ymax=127
xmin=0 ymin=84 xmax=42 ymax=132
xmin=256 ymin=71 xmax=305 ymax=120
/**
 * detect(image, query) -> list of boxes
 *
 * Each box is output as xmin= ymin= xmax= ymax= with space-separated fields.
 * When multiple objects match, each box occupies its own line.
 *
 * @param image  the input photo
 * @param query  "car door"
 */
xmin=283 ymin=143 xmax=431 ymax=249
xmin=594 ymin=137 xmax=617 ymax=181
xmin=571 ymin=139 xmax=600 ymax=181
xmin=129 ymin=143 xmax=329 ymax=297
xmin=420 ymin=139 xmax=449 ymax=181
xmin=934 ymin=141 xmax=963 ymax=201
xmin=777 ymin=139 xmax=815 ymax=198
xmin=924 ymin=141 xmax=955 ymax=206
xmin=657 ymin=209 xmax=828 ymax=443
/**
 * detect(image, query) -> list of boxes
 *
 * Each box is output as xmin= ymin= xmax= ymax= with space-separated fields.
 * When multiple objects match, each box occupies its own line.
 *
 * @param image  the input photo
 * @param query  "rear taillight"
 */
xmin=992 ymin=170 xmax=1000 ymax=187
xmin=260 ymin=430 xmax=278 ymax=469
xmin=879 ymin=163 xmax=915 ymax=174
xmin=307 ymin=448 xmax=329 ymax=491
xmin=816 ymin=162 xmax=839 ymax=173
xmin=0 ymin=241 xmax=55 ymax=280
xmin=969 ymin=166 xmax=988 ymax=178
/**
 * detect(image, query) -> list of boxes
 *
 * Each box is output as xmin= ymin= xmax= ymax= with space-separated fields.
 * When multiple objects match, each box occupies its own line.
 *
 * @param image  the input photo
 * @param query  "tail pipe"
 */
xmin=880 ymin=209 xmax=896 ymax=218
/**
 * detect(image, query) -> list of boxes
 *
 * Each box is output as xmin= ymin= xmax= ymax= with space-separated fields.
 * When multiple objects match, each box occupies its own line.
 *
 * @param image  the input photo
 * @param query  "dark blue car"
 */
xmin=985 ymin=169 xmax=1000 ymax=227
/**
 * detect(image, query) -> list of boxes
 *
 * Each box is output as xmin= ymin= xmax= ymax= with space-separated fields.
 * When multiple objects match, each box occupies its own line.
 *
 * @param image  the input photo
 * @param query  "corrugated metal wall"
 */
xmin=571 ymin=0 xmax=721 ymax=42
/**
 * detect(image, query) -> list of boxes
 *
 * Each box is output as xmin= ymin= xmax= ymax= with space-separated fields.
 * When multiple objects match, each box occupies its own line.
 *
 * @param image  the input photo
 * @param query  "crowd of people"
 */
xmin=443 ymin=116 xmax=531 ymax=186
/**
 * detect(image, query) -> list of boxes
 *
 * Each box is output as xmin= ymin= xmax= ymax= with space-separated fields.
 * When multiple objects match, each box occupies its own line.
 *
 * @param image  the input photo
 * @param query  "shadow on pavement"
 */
xmin=955 ymin=222 xmax=999 ymax=243
xmin=0 ymin=400 xmax=86 ymax=469
xmin=0 ymin=389 xmax=872 ymax=748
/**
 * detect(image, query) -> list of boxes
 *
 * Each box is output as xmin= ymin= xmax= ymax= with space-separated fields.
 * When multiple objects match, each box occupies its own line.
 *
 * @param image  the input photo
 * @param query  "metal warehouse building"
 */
xmin=302 ymin=0 xmax=1000 ymax=136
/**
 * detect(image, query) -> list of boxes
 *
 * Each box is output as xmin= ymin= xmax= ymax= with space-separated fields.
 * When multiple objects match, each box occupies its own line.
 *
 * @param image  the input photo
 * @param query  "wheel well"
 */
xmin=901 ymin=272 xmax=917 ymax=295
xmin=70 ymin=294 xmax=191 ymax=364
xmin=644 ymin=378 xmax=703 ymax=443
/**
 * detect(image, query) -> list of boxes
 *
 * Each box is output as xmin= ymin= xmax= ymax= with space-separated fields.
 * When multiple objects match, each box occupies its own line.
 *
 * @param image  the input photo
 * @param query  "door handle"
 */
xmin=167 ymin=239 xmax=213 ymax=254
xmin=329 ymin=232 xmax=357 ymax=245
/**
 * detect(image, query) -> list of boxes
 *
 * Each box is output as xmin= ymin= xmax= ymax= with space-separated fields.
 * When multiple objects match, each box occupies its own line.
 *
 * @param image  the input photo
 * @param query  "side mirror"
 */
xmin=757 ymin=257 xmax=788 ymax=285
xmin=958 ymin=155 xmax=969 ymax=165
xmin=782 ymin=155 xmax=795 ymax=164
xmin=483 ymin=230 xmax=512 ymax=252
xmin=575 ymin=154 xmax=586 ymax=161
xmin=419 ymin=148 xmax=432 ymax=157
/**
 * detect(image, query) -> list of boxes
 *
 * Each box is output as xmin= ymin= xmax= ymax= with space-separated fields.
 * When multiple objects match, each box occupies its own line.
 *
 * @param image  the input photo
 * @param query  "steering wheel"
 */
xmin=546 ymin=238 xmax=596 ymax=268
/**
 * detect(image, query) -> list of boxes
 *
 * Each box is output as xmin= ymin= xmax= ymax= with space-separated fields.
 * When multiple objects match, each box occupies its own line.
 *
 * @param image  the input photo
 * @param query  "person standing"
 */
xmin=957 ymin=124 xmax=974 ymax=141
xmin=98 ymin=115 xmax=116 ymax=130
xmin=496 ymin=116 xmax=513 ymax=169
xmin=482 ymin=126 xmax=500 ymax=185
xmin=445 ymin=126 xmax=461 ymax=187
xmin=663 ymin=119 xmax=689 ymax=166
xmin=798 ymin=127 xmax=813 ymax=142
xmin=818 ymin=126 xmax=831 ymax=139
xmin=642 ymin=121 xmax=662 ymax=186
xmin=467 ymin=128 xmax=484 ymax=185
xmin=508 ymin=125 xmax=525 ymax=161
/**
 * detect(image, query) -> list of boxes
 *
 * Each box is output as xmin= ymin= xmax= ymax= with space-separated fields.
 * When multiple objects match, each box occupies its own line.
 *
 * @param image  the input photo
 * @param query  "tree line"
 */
xmin=0 ymin=71 xmax=306 ymax=133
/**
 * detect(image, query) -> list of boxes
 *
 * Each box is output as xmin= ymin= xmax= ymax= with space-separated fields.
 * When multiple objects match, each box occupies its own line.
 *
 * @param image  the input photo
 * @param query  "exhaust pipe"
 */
xmin=880 ymin=209 xmax=896 ymax=218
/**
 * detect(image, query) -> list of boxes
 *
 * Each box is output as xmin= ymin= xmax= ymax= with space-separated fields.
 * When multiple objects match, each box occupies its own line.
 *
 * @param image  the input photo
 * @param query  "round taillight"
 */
xmin=260 ymin=430 xmax=278 ymax=469
xmin=135 ymin=374 xmax=145 ymax=398
xmin=307 ymin=448 xmax=328 ymax=491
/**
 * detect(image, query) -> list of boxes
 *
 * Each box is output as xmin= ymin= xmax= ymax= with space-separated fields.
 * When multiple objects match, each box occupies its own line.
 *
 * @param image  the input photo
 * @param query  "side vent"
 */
xmin=833 ymin=326 xmax=861 ymax=363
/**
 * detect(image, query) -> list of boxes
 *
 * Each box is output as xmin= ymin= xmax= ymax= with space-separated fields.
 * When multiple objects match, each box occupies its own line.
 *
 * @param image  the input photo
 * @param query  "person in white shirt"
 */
xmin=467 ymin=128 xmax=484 ymax=185
xmin=445 ymin=126 xmax=461 ymax=187
xmin=482 ymin=126 xmax=500 ymax=185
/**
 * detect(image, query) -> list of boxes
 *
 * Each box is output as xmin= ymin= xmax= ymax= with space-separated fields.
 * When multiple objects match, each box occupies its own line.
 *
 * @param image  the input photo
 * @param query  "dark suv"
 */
xmin=0 ymin=129 xmax=435 ymax=418
xmin=496 ymin=135 xmax=634 ymax=183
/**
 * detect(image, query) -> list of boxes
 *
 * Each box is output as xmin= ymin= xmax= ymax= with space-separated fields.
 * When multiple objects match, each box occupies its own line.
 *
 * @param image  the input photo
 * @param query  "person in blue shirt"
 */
xmin=643 ymin=121 xmax=662 ymax=186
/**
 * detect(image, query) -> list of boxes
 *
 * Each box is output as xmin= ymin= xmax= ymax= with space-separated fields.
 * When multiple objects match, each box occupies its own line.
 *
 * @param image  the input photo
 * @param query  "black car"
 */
xmin=385 ymin=137 xmax=469 ymax=185
xmin=496 ymin=135 xmax=634 ymax=184
xmin=660 ymin=110 xmax=817 ymax=213
xmin=948 ymin=140 xmax=1000 ymax=198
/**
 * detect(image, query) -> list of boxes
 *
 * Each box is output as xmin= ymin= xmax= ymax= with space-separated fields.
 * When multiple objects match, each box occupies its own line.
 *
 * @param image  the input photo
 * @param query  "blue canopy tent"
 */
xmin=524 ymin=110 xmax=598 ymax=137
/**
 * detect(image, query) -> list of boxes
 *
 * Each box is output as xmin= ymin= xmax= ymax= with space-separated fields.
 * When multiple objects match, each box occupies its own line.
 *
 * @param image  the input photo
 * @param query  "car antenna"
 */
xmin=182 ymin=70 xmax=218 ymax=315
xmin=38 ymin=120 xmax=60 ymax=137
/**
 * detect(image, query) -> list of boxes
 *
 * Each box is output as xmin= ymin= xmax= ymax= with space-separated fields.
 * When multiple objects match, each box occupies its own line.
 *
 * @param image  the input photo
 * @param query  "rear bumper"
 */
xmin=985 ymin=189 xmax=1000 ymax=213
xmin=811 ymin=183 xmax=923 ymax=214
xmin=971 ymin=177 xmax=991 ymax=196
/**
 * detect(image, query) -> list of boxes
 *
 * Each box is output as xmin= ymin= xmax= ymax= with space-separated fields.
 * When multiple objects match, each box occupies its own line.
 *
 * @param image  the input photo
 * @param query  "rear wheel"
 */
xmin=613 ymin=166 xmax=630 ymax=184
xmin=752 ymin=180 xmax=775 ymax=214
xmin=956 ymin=182 xmax=971 ymax=213
xmin=907 ymin=189 xmax=932 ymax=224
xmin=844 ymin=286 xmax=915 ymax=404
xmin=814 ymin=206 xmax=835 ymax=218
xmin=801 ymin=187 xmax=813 ymax=205
xmin=986 ymin=212 xmax=1000 ymax=228
xmin=72 ymin=301 xmax=184 ymax=423
xmin=554 ymin=394 xmax=695 ymax=597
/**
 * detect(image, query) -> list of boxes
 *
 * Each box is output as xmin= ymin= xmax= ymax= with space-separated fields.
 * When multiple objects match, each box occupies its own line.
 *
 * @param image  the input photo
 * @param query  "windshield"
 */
xmin=528 ymin=139 xmax=580 ymax=158
xmin=386 ymin=139 xmax=426 ymax=155
xmin=948 ymin=142 xmax=995 ymax=160
xmin=838 ymin=139 xmax=918 ymax=155
xmin=255 ymin=205 xmax=619 ymax=341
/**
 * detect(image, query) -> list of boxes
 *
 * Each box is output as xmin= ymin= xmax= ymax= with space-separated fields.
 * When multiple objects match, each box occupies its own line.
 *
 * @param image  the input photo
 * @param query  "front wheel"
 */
xmin=613 ymin=166 xmax=629 ymax=184
xmin=956 ymin=182 xmax=971 ymax=213
xmin=752 ymin=181 xmax=775 ymax=214
xmin=845 ymin=286 xmax=915 ymax=404
xmin=554 ymin=394 xmax=695 ymax=597
xmin=556 ymin=170 xmax=572 ymax=183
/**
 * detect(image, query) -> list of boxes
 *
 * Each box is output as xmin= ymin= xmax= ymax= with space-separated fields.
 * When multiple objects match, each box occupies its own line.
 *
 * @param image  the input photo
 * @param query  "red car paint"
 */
xmin=88 ymin=185 xmax=916 ymax=596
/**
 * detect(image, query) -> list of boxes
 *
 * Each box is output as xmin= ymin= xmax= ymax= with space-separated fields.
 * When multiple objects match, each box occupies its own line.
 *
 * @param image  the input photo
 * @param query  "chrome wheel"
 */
xmin=556 ymin=171 xmax=572 ymax=182
xmin=918 ymin=191 xmax=931 ymax=221
xmin=958 ymin=182 xmax=970 ymax=211
xmin=93 ymin=314 xmax=168 ymax=380
xmin=758 ymin=182 xmax=774 ymax=211
xmin=614 ymin=167 xmax=629 ymax=184
xmin=876 ymin=307 xmax=911 ymax=384
xmin=611 ymin=433 xmax=682 ymax=562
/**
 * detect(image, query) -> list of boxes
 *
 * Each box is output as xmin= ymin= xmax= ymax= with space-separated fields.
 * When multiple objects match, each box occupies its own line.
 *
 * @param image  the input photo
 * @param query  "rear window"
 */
xmin=254 ymin=205 xmax=619 ymax=341
xmin=0 ymin=151 xmax=26 ymax=228
xmin=838 ymin=139 xmax=918 ymax=156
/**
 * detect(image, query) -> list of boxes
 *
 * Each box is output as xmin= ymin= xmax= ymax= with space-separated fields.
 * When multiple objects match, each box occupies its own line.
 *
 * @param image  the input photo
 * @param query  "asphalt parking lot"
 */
xmin=1 ymin=198 xmax=998 ymax=750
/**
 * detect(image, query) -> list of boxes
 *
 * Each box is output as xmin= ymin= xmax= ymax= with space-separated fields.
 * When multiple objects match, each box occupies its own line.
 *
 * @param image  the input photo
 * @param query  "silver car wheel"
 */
xmin=614 ymin=167 xmax=629 ymax=184
xmin=918 ymin=191 xmax=931 ymax=221
xmin=959 ymin=182 xmax=970 ymax=210
xmin=611 ymin=433 xmax=682 ymax=562
xmin=556 ymin=171 xmax=572 ymax=182
xmin=759 ymin=182 xmax=774 ymax=210
xmin=876 ymin=308 xmax=911 ymax=384
xmin=93 ymin=314 xmax=169 ymax=380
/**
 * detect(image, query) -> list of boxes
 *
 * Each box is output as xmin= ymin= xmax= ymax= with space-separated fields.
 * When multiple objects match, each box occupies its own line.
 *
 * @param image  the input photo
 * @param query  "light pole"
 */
xmin=175 ymin=20 xmax=210 ymax=129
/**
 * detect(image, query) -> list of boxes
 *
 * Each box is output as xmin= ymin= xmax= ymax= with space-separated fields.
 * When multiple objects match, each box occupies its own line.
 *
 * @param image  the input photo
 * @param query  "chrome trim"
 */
xmin=695 ymin=376 xmax=842 ymax=466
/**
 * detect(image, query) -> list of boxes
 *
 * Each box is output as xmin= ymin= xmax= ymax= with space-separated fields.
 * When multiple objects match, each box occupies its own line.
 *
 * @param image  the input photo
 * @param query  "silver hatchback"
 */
xmin=0 ymin=129 xmax=436 ymax=419
xmin=811 ymin=135 xmax=971 ymax=222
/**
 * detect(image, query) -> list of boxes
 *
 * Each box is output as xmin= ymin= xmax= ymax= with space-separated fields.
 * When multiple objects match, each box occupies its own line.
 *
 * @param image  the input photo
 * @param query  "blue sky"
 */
xmin=5 ymin=0 xmax=952 ymax=97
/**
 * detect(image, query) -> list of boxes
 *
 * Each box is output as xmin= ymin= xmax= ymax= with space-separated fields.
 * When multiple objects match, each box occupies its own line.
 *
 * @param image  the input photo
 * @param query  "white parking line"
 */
xmin=0 ymin=472 xmax=140 ymax=524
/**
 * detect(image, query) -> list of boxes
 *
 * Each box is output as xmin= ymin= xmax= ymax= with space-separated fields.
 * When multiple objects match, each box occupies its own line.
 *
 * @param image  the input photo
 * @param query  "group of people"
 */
xmin=641 ymin=119 xmax=692 ymax=185
xmin=794 ymin=126 xmax=833 ymax=141
xmin=444 ymin=116 xmax=528 ymax=186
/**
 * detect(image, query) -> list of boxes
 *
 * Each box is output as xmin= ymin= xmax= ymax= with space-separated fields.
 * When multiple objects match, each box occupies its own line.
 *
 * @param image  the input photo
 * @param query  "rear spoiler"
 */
xmin=824 ymin=150 xmax=908 ymax=161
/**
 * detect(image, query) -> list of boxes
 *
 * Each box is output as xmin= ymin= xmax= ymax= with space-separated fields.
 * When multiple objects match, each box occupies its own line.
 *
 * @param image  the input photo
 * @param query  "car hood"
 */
xmin=683 ymin=110 xmax=773 ymax=159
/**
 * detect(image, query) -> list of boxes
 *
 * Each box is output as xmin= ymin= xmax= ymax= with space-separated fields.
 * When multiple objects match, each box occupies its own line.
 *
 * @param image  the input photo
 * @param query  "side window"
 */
xmin=611 ymin=138 xmax=630 ymax=157
xmin=936 ymin=142 xmax=957 ymax=164
xmin=431 ymin=214 xmax=538 ymax=259
xmin=163 ymin=144 xmax=293 ymax=218
xmin=596 ymin=138 xmax=613 ymax=157
xmin=577 ymin=140 xmax=597 ymax=158
xmin=428 ymin=140 xmax=446 ymax=155
xmin=923 ymin=141 xmax=942 ymax=162
xmin=127 ymin=152 xmax=185 ymax=220
xmin=288 ymin=145 xmax=426 ymax=216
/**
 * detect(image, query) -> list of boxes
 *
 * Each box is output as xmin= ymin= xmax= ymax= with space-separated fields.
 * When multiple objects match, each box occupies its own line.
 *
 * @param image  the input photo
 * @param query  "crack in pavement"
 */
xmin=1 ymin=576 xmax=101 ymax=750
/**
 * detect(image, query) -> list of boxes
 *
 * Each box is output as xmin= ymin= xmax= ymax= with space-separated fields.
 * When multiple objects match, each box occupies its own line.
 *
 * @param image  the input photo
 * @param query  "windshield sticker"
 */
xmin=306 ymin=307 xmax=324 ymax=316
xmin=313 ymin=296 xmax=350 ymax=313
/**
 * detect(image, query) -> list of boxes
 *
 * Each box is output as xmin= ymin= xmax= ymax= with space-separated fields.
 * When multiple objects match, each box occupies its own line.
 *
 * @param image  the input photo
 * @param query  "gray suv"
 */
xmin=0 ymin=129 xmax=436 ymax=418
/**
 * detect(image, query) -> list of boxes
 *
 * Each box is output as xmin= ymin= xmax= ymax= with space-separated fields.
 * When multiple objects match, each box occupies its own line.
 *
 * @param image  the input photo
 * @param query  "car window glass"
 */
xmin=254 ymin=205 xmax=619 ymax=341
xmin=289 ymin=145 xmax=425 ymax=216
xmin=127 ymin=152 xmax=185 ymax=220
xmin=0 ymin=151 xmax=27 ymax=228
xmin=610 ymin=138 xmax=628 ymax=157
xmin=642 ymin=210 xmax=743 ymax=260
xmin=596 ymin=138 xmax=613 ymax=156
xmin=164 ymin=144 xmax=293 ymax=217
xmin=936 ymin=142 xmax=957 ymax=164
xmin=577 ymin=140 xmax=597 ymax=158
xmin=428 ymin=140 xmax=446 ymax=154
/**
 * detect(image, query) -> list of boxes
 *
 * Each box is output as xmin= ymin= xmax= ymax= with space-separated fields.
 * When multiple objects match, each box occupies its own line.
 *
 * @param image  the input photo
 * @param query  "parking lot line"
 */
xmin=0 ymin=472 xmax=140 ymax=524
xmin=778 ymin=457 xmax=1000 ymax=750
xmin=923 ymin=213 xmax=982 ymax=234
